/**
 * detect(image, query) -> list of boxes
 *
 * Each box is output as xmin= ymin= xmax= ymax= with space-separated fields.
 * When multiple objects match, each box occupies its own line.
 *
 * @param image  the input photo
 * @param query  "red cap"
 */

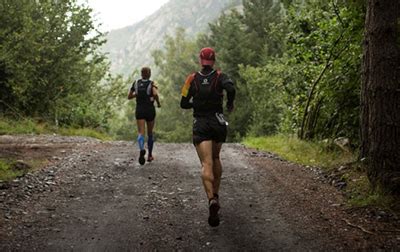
xmin=199 ymin=47 xmax=216 ymax=66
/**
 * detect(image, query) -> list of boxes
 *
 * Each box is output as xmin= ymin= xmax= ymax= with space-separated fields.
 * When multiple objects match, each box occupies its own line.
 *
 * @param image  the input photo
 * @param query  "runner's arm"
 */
xmin=128 ymin=82 xmax=136 ymax=100
xmin=180 ymin=95 xmax=193 ymax=109
xmin=152 ymin=85 xmax=161 ymax=107
xmin=221 ymin=75 xmax=235 ymax=111
xmin=180 ymin=74 xmax=195 ymax=109
xmin=128 ymin=90 xmax=136 ymax=100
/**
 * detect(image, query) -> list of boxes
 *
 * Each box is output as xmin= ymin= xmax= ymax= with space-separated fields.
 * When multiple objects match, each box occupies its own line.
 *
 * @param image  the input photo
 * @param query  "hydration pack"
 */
xmin=135 ymin=79 xmax=153 ymax=104
xmin=192 ymin=70 xmax=223 ymax=111
xmin=193 ymin=70 xmax=222 ymax=98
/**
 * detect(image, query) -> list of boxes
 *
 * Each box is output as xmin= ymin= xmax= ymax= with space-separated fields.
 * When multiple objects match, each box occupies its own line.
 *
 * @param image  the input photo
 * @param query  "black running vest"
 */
xmin=134 ymin=79 xmax=154 ymax=106
xmin=192 ymin=70 xmax=223 ymax=115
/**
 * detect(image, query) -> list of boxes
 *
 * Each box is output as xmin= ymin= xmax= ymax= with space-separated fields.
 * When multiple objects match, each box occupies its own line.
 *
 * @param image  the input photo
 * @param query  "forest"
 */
xmin=0 ymin=0 xmax=399 ymax=195
xmin=0 ymin=0 xmax=126 ymax=131
xmin=154 ymin=0 xmax=364 ymax=145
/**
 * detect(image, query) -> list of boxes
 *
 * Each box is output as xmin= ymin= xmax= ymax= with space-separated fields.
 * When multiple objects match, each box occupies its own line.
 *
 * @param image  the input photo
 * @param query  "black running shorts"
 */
xmin=192 ymin=116 xmax=227 ymax=145
xmin=136 ymin=106 xmax=156 ymax=121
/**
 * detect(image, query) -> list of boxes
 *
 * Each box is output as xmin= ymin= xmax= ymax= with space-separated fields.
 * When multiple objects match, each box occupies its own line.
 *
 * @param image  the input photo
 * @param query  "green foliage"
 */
xmin=0 ymin=117 xmax=46 ymax=135
xmin=345 ymin=172 xmax=396 ymax=209
xmin=226 ymin=0 xmax=365 ymax=143
xmin=242 ymin=0 xmax=284 ymax=59
xmin=150 ymin=0 xmax=364 ymax=144
xmin=0 ymin=0 xmax=366 ymax=149
xmin=239 ymin=64 xmax=284 ymax=136
xmin=244 ymin=135 xmax=356 ymax=168
xmin=0 ymin=0 xmax=124 ymax=131
xmin=280 ymin=0 xmax=364 ymax=142
xmin=0 ymin=117 xmax=111 ymax=140
xmin=0 ymin=160 xmax=23 ymax=182
xmin=152 ymin=28 xmax=199 ymax=142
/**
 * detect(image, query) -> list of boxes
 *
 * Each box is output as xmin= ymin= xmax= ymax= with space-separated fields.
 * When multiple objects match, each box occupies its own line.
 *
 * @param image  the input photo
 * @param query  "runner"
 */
xmin=180 ymin=47 xmax=236 ymax=227
xmin=128 ymin=67 xmax=161 ymax=165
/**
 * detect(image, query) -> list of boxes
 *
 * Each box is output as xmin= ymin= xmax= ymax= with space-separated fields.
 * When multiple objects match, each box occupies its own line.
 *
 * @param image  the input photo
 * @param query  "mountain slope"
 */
xmin=103 ymin=0 xmax=241 ymax=76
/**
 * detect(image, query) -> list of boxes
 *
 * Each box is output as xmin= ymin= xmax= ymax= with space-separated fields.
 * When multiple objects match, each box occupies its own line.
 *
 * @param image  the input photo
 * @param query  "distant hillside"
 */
xmin=103 ymin=0 xmax=242 ymax=76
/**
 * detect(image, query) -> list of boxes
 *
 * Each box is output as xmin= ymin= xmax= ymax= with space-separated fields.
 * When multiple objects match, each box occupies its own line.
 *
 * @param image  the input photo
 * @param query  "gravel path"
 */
xmin=0 ymin=136 xmax=398 ymax=251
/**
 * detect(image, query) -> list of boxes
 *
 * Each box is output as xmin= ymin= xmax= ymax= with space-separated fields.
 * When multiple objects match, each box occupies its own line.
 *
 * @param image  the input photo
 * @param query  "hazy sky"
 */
xmin=82 ymin=0 xmax=170 ymax=31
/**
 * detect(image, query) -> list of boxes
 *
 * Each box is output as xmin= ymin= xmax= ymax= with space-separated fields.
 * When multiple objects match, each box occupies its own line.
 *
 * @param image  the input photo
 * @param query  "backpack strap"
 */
xmin=134 ymin=79 xmax=139 ymax=94
xmin=191 ymin=72 xmax=200 ymax=93
xmin=146 ymin=81 xmax=153 ymax=96
xmin=213 ymin=70 xmax=223 ymax=95
xmin=195 ymin=70 xmax=217 ymax=92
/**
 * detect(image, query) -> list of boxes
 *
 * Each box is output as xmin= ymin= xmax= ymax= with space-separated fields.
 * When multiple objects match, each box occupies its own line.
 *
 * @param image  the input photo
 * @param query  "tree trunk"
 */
xmin=361 ymin=0 xmax=400 ymax=194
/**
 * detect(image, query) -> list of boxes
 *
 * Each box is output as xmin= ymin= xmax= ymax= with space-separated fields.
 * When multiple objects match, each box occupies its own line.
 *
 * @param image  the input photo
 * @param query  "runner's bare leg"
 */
xmin=146 ymin=120 xmax=155 ymax=135
xmin=195 ymin=140 xmax=214 ymax=200
xmin=146 ymin=120 xmax=155 ymax=158
xmin=212 ymin=141 xmax=222 ymax=196
xmin=137 ymin=119 xmax=146 ymax=136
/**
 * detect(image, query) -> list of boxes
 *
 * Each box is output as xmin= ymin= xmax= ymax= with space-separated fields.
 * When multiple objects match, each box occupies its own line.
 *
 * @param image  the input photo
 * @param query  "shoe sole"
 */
xmin=139 ymin=150 xmax=146 ymax=165
xmin=208 ymin=202 xmax=220 ymax=227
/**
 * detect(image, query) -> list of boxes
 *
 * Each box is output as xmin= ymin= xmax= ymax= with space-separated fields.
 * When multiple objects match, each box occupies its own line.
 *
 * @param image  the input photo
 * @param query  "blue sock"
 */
xmin=137 ymin=134 xmax=145 ymax=150
xmin=148 ymin=134 xmax=154 ymax=156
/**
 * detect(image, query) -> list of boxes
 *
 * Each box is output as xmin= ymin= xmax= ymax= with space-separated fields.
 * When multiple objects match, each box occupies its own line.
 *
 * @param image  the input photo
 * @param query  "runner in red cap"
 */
xmin=180 ymin=47 xmax=236 ymax=227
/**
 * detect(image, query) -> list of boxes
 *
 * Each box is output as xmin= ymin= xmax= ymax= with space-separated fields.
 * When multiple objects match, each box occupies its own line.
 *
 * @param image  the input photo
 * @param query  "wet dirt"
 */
xmin=0 ymin=135 xmax=399 ymax=251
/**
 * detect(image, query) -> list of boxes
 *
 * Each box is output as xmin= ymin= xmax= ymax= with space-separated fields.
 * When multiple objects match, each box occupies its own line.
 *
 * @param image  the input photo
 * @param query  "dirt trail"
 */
xmin=0 ymin=136 xmax=398 ymax=251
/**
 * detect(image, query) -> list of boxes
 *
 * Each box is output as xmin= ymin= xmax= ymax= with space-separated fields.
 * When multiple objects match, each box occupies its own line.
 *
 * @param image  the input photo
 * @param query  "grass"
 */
xmin=243 ymin=135 xmax=356 ymax=169
xmin=0 ymin=117 xmax=111 ymax=141
xmin=58 ymin=128 xmax=111 ymax=141
xmin=0 ymin=158 xmax=47 ymax=182
xmin=345 ymin=171 xmax=396 ymax=209
xmin=0 ymin=159 xmax=24 ymax=182
xmin=0 ymin=117 xmax=47 ymax=135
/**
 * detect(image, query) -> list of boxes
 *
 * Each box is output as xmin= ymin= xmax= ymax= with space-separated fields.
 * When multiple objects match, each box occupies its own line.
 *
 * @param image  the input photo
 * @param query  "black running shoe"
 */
xmin=208 ymin=198 xmax=220 ymax=227
xmin=139 ymin=149 xmax=146 ymax=165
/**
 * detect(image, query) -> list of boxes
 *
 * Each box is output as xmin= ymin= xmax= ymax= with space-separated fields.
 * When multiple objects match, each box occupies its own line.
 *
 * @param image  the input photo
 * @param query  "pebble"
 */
xmin=0 ymin=183 xmax=10 ymax=190
xmin=335 ymin=181 xmax=347 ymax=190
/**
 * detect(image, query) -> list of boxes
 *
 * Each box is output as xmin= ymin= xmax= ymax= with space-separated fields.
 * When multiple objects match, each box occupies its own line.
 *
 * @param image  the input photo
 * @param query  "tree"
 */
xmin=0 ymin=0 xmax=115 ymax=130
xmin=152 ymin=28 xmax=199 ymax=142
xmin=361 ymin=0 xmax=400 ymax=193
xmin=242 ymin=0 xmax=283 ymax=60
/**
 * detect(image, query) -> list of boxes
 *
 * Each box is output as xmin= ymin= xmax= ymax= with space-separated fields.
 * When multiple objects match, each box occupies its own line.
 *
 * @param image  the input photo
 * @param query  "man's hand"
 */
xmin=128 ymin=91 xmax=136 ymax=100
